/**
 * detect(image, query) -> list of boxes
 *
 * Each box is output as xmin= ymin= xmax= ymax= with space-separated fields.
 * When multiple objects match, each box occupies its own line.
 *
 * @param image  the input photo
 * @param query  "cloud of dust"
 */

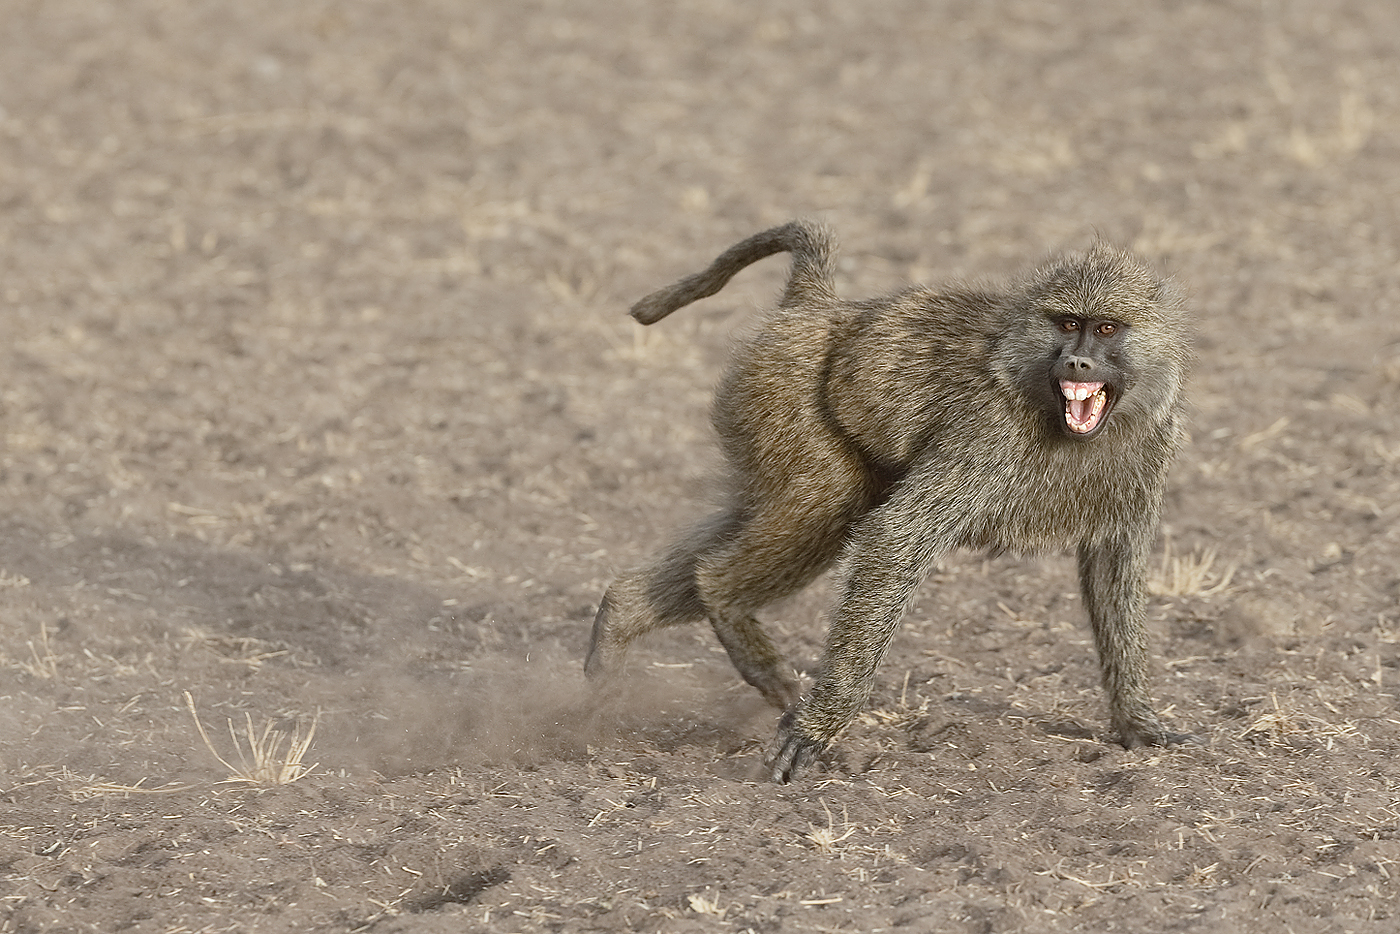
xmin=319 ymin=648 xmax=771 ymax=777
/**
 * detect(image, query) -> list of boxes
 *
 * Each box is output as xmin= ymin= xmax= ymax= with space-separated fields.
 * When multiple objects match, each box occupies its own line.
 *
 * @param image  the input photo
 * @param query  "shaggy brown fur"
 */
xmin=586 ymin=220 xmax=1193 ymax=782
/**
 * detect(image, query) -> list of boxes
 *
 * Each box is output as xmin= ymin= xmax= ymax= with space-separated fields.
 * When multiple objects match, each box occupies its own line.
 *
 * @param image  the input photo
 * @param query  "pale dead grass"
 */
xmin=0 ymin=570 xmax=30 ymax=589
xmin=806 ymin=799 xmax=856 ymax=855
xmin=1149 ymin=540 xmax=1237 ymax=598
xmin=686 ymin=890 xmax=728 ymax=918
xmin=185 ymin=692 xmax=320 ymax=785
xmin=18 ymin=622 xmax=60 ymax=680
xmin=1238 ymin=692 xmax=1366 ymax=749
xmin=858 ymin=670 xmax=930 ymax=730
xmin=179 ymin=626 xmax=293 ymax=670
xmin=1036 ymin=860 xmax=1146 ymax=891
xmin=67 ymin=776 xmax=199 ymax=800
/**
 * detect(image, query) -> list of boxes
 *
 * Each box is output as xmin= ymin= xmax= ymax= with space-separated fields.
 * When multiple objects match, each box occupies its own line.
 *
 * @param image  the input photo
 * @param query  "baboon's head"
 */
xmin=996 ymin=243 xmax=1189 ymax=440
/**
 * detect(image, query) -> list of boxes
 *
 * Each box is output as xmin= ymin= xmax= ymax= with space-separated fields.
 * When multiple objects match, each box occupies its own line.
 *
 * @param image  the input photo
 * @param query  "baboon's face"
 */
xmin=992 ymin=246 xmax=1184 ymax=442
xmin=1046 ymin=315 xmax=1129 ymax=439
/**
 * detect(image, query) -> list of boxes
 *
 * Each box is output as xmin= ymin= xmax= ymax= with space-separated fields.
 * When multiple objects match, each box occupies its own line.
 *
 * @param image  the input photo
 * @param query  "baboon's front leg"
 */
xmin=1077 ymin=534 xmax=1195 ymax=747
xmin=766 ymin=495 xmax=942 ymax=782
xmin=765 ymin=569 xmax=924 ymax=782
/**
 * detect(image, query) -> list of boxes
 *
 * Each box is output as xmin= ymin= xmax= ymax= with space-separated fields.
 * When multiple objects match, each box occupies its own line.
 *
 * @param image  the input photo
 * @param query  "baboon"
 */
xmin=586 ymin=220 xmax=1193 ymax=783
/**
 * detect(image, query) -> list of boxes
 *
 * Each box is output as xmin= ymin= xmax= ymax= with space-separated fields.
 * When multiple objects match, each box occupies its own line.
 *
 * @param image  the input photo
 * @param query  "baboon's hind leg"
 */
xmin=584 ymin=511 xmax=736 ymax=684
xmin=695 ymin=496 xmax=862 ymax=710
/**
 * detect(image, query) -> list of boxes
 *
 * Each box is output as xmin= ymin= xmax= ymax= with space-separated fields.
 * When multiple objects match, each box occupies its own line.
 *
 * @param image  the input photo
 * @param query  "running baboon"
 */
xmin=586 ymin=220 xmax=1193 ymax=782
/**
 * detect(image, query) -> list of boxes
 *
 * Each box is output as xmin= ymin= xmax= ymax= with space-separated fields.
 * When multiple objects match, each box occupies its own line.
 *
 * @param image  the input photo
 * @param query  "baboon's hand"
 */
xmin=765 ymin=709 xmax=826 ymax=783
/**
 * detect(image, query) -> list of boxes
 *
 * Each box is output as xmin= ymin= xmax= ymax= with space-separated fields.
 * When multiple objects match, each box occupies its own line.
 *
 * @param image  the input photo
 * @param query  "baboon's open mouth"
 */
xmin=1060 ymin=380 xmax=1112 ymax=436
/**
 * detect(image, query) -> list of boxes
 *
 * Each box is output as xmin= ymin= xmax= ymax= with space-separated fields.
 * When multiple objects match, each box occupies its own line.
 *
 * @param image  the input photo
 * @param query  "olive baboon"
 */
xmin=586 ymin=220 xmax=1193 ymax=782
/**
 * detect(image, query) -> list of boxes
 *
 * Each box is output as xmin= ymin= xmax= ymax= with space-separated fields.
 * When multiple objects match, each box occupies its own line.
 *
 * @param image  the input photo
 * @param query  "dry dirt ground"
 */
xmin=2 ymin=1 xmax=1400 ymax=932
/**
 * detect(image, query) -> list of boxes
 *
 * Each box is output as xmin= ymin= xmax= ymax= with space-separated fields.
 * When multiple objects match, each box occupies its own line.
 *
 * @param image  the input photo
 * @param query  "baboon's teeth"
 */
xmin=1061 ymin=381 xmax=1108 ymax=434
xmin=1060 ymin=380 xmax=1104 ymax=402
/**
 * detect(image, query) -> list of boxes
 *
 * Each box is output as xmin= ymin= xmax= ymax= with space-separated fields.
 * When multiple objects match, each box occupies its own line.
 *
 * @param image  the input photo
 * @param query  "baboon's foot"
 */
xmin=1114 ymin=713 xmax=1200 ymax=749
xmin=583 ymin=591 xmax=628 ymax=683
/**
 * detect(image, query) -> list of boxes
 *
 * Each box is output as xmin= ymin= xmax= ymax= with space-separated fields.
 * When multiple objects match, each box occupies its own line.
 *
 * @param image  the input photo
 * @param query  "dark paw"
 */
xmin=764 ymin=710 xmax=826 ymax=783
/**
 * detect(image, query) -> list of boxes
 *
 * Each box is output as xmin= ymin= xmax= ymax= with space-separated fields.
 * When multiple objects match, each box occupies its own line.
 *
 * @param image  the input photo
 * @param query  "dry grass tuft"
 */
xmin=807 ymin=799 xmax=856 ymax=855
xmin=185 ymin=692 xmax=320 ymax=785
xmin=1149 ymin=540 xmax=1236 ymax=598
xmin=686 ymin=891 xmax=727 ymax=918
xmin=19 ymin=622 xmax=61 ymax=680
xmin=859 ymin=670 xmax=930 ymax=729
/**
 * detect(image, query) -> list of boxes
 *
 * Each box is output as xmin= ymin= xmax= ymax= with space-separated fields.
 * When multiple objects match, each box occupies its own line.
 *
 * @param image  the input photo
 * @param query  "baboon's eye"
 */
xmin=1055 ymin=318 xmax=1080 ymax=333
xmin=1096 ymin=322 xmax=1118 ymax=337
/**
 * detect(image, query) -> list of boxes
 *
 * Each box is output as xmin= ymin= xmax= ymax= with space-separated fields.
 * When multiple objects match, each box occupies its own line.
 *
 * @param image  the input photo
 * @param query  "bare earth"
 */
xmin=2 ymin=1 xmax=1399 ymax=932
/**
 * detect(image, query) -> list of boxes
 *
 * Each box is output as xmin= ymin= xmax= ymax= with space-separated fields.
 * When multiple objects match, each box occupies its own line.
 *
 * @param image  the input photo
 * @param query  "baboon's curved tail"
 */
xmin=629 ymin=220 xmax=839 ymax=325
